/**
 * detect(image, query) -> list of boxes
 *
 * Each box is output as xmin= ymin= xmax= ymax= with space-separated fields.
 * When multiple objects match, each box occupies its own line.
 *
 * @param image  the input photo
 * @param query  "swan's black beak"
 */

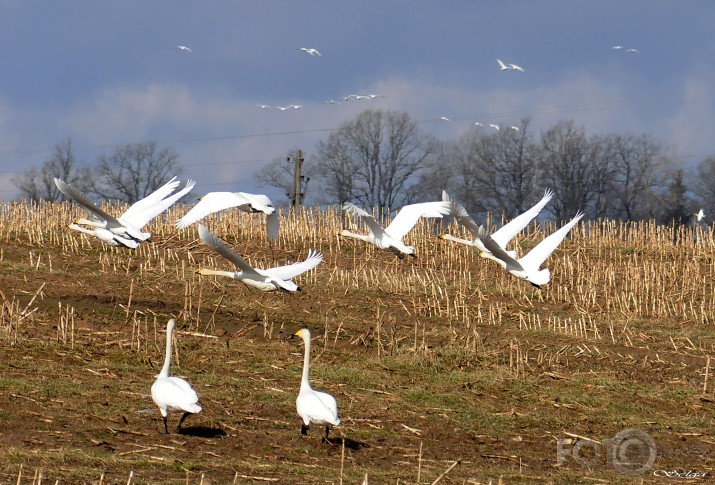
xmin=409 ymin=253 xmax=417 ymax=258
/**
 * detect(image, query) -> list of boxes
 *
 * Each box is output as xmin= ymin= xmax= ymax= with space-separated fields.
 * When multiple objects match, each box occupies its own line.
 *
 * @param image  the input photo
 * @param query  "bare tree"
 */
xmin=537 ymin=120 xmax=602 ymax=220
xmin=315 ymin=109 xmax=439 ymax=209
xmin=692 ymin=156 xmax=715 ymax=218
xmin=13 ymin=139 xmax=88 ymax=202
xmin=90 ymin=142 xmax=182 ymax=203
xmin=254 ymin=149 xmax=315 ymax=204
xmin=448 ymin=118 xmax=540 ymax=220
xmin=606 ymin=133 xmax=667 ymax=220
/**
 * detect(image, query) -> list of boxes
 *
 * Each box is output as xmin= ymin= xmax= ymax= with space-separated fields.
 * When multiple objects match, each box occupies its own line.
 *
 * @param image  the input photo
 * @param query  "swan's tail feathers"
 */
xmin=530 ymin=268 xmax=551 ymax=288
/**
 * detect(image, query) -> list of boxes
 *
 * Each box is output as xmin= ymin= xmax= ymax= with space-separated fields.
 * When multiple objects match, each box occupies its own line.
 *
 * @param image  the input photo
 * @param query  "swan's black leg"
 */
xmin=301 ymin=424 xmax=309 ymax=435
xmin=177 ymin=412 xmax=191 ymax=431
xmin=163 ymin=415 xmax=169 ymax=434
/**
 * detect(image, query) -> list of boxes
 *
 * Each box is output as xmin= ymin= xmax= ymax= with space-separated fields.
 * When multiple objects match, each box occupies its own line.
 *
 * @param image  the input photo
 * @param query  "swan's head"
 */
xmin=293 ymin=328 xmax=310 ymax=342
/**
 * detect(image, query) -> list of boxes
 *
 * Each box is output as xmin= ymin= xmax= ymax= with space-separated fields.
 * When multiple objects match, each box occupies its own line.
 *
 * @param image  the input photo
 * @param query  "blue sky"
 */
xmin=0 ymin=1 xmax=713 ymax=201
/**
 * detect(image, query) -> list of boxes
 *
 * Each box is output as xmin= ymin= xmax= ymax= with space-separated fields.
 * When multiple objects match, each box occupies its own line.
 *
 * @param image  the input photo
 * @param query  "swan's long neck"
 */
xmin=300 ymin=333 xmax=312 ymax=391
xmin=68 ymin=224 xmax=96 ymax=236
xmin=159 ymin=319 xmax=175 ymax=378
xmin=340 ymin=230 xmax=373 ymax=244
xmin=441 ymin=234 xmax=474 ymax=246
xmin=199 ymin=268 xmax=239 ymax=279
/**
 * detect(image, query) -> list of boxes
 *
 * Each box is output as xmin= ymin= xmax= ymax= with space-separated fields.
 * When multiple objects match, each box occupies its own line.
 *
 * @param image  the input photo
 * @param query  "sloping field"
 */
xmin=0 ymin=201 xmax=714 ymax=484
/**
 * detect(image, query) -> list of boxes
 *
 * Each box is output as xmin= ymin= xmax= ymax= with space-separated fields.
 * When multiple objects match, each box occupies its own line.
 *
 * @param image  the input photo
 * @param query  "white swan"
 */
xmin=477 ymin=212 xmax=584 ymax=287
xmin=298 ymin=47 xmax=321 ymax=56
xmin=55 ymin=177 xmax=195 ymax=247
xmin=66 ymin=223 xmax=140 ymax=249
xmin=441 ymin=189 xmax=554 ymax=266
xmin=695 ymin=209 xmax=705 ymax=222
xmin=176 ymin=45 xmax=192 ymax=53
xmin=497 ymin=59 xmax=524 ymax=72
xmin=151 ymin=319 xmax=202 ymax=434
xmin=340 ymin=201 xmax=451 ymax=258
xmin=176 ymin=191 xmax=279 ymax=242
xmin=489 ymin=124 xmax=500 ymax=130
xmin=197 ymin=225 xmax=322 ymax=292
xmin=294 ymin=328 xmax=340 ymax=439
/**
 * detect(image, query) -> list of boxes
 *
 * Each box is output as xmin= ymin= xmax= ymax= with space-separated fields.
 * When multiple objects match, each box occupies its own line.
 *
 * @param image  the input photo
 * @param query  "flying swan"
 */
xmin=441 ymin=189 xmax=554 ymax=266
xmin=294 ymin=328 xmax=340 ymax=440
xmin=151 ymin=318 xmax=202 ymax=434
xmin=196 ymin=224 xmax=322 ymax=292
xmin=54 ymin=177 xmax=195 ymax=248
xmin=497 ymin=59 xmax=525 ymax=72
xmin=340 ymin=200 xmax=451 ymax=258
xmin=476 ymin=211 xmax=584 ymax=287
xmin=176 ymin=191 xmax=280 ymax=242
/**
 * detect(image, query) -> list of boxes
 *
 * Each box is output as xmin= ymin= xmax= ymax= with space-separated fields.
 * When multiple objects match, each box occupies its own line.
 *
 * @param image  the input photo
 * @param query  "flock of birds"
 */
xmin=51 ymin=175 xmax=588 ymax=436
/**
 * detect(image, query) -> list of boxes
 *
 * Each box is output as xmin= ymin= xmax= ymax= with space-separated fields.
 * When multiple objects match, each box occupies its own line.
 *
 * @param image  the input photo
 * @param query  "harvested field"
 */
xmin=0 ymin=200 xmax=714 ymax=484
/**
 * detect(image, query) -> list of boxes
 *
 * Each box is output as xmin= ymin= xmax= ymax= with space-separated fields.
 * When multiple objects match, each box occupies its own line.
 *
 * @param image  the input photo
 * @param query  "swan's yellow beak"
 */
xmin=197 ymin=268 xmax=205 ymax=275
xmin=439 ymin=234 xmax=446 ymax=239
xmin=293 ymin=329 xmax=302 ymax=337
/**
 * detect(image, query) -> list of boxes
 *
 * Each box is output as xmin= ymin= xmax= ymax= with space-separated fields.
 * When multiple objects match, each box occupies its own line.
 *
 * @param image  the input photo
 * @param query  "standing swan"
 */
xmin=294 ymin=328 xmax=340 ymax=440
xmin=151 ymin=319 xmax=202 ymax=434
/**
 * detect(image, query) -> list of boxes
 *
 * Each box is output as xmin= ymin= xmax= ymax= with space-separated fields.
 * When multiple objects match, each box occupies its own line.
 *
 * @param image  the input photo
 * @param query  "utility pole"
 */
xmin=291 ymin=149 xmax=304 ymax=207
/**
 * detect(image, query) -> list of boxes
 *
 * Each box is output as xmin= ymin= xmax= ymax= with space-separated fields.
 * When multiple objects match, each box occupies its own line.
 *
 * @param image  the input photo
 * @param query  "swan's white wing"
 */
xmin=267 ymin=250 xmax=323 ymax=281
xmin=492 ymin=189 xmax=553 ymax=248
xmin=121 ymin=177 xmax=179 ymax=221
xmin=518 ymin=212 xmax=584 ymax=271
xmin=342 ymin=203 xmax=388 ymax=238
xmin=385 ymin=201 xmax=451 ymax=240
xmin=297 ymin=389 xmax=340 ymax=425
xmin=124 ymin=179 xmax=195 ymax=229
xmin=477 ymin=226 xmax=524 ymax=272
xmin=443 ymin=191 xmax=480 ymax=237
xmin=497 ymin=59 xmax=508 ymax=69
xmin=176 ymin=192 xmax=253 ymax=228
xmin=54 ymin=178 xmax=123 ymax=226
xmin=197 ymin=224 xmax=256 ymax=274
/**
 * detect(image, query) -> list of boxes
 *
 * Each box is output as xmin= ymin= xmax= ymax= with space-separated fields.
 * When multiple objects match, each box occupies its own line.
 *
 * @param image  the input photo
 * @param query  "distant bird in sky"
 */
xmin=275 ymin=106 xmax=290 ymax=111
xmin=176 ymin=45 xmax=192 ymax=53
xmin=497 ymin=59 xmax=524 ymax=72
xmin=289 ymin=104 xmax=303 ymax=110
xmin=176 ymin=191 xmax=279 ymax=242
xmin=256 ymin=104 xmax=272 ymax=109
xmin=324 ymin=99 xmax=341 ymax=105
xmin=489 ymin=124 xmax=500 ymax=130
xmin=510 ymin=126 xmax=520 ymax=131
xmin=197 ymin=225 xmax=322 ymax=292
xmin=477 ymin=211 xmax=584 ymax=287
xmin=625 ymin=48 xmax=640 ymax=53
xmin=440 ymin=116 xmax=451 ymax=122
xmin=340 ymin=200 xmax=451 ymax=258
xmin=298 ymin=47 xmax=321 ymax=56
xmin=695 ymin=209 xmax=705 ymax=222
xmin=611 ymin=45 xmax=624 ymax=50
xmin=474 ymin=122 xmax=483 ymax=127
